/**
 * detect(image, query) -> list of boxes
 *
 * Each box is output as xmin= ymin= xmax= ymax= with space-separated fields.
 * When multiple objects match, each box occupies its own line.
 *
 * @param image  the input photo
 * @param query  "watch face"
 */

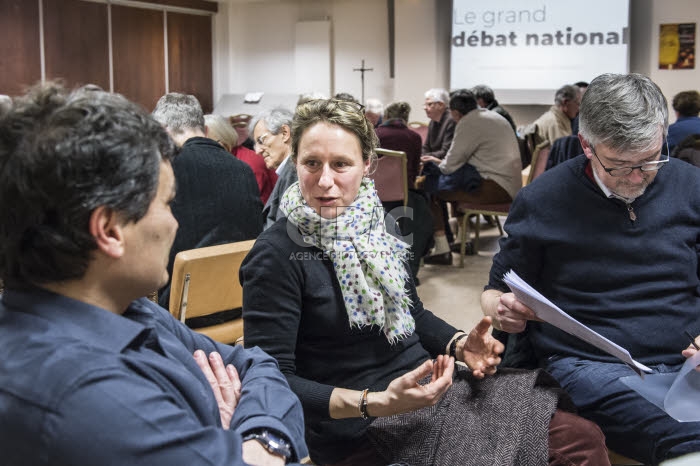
xmin=260 ymin=430 xmax=291 ymax=459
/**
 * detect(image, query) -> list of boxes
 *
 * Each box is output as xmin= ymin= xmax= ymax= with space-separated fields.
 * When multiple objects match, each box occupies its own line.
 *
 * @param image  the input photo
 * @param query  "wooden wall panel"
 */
xmin=167 ymin=12 xmax=212 ymax=112
xmin=44 ymin=0 xmax=109 ymax=90
xmin=0 ymin=0 xmax=41 ymax=96
xmin=112 ymin=5 xmax=165 ymax=111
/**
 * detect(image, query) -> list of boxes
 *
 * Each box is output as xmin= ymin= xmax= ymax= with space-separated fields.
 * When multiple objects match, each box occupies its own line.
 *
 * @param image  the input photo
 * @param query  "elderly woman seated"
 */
xmin=240 ymin=99 xmax=610 ymax=466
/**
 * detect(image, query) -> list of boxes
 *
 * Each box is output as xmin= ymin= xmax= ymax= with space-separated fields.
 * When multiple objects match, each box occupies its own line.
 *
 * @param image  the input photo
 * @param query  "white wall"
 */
xmin=213 ymin=0 xmax=700 ymax=126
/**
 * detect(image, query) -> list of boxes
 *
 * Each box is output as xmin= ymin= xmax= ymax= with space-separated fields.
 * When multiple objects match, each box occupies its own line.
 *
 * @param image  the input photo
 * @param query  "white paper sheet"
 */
xmin=503 ymin=270 xmax=652 ymax=376
xmin=620 ymin=352 xmax=700 ymax=422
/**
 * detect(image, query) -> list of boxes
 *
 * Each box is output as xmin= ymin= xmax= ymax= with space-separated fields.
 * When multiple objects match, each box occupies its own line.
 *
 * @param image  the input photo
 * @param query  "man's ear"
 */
xmin=89 ymin=206 xmax=125 ymax=259
xmin=281 ymin=124 xmax=291 ymax=143
xmin=578 ymin=133 xmax=593 ymax=159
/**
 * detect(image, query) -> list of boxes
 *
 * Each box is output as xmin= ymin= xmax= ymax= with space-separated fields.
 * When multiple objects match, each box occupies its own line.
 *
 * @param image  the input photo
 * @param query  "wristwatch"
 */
xmin=242 ymin=429 xmax=292 ymax=461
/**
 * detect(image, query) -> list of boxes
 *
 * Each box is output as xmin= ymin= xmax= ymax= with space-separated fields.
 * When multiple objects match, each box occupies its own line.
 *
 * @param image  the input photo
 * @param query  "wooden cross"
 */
xmin=353 ymin=59 xmax=373 ymax=104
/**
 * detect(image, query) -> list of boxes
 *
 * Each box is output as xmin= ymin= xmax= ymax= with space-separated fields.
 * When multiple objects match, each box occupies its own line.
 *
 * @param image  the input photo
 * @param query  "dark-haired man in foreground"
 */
xmin=0 ymin=84 xmax=307 ymax=465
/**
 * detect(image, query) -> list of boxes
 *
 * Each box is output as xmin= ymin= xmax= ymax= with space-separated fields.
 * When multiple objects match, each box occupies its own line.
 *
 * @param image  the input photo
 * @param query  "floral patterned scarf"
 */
xmin=280 ymin=178 xmax=415 ymax=343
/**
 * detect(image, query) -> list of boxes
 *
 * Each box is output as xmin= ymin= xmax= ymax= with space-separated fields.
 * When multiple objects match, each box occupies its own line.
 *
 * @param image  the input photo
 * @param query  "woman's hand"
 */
xmin=194 ymin=350 xmax=242 ymax=429
xmin=369 ymin=355 xmax=454 ymax=417
xmin=458 ymin=316 xmax=504 ymax=379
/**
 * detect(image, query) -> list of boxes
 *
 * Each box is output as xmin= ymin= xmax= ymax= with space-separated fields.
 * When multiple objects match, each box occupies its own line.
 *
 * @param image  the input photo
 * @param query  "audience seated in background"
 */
xmin=297 ymin=91 xmax=327 ymax=107
xmin=152 ymin=93 xmax=262 ymax=308
xmin=422 ymin=88 xmax=455 ymax=161
xmin=482 ymin=73 xmax=700 ymax=465
xmin=529 ymin=84 xmax=581 ymax=146
xmin=570 ymin=81 xmax=588 ymax=135
xmin=249 ymin=107 xmax=297 ymax=229
xmin=672 ymin=133 xmax=700 ymax=167
xmin=375 ymin=101 xmax=422 ymax=189
xmin=240 ymin=97 xmax=609 ymax=466
xmin=420 ymin=90 xmax=521 ymax=266
xmin=667 ymin=90 xmax=700 ymax=154
xmin=333 ymin=92 xmax=359 ymax=104
xmin=545 ymin=134 xmax=584 ymax=171
xmin=204 ymin=113 xmax=278 ymax=204
xmin=0 ymin=82 xmax=307 ymax=465
xmin=472 ymin=84 xmax=517 ymax=133
xmin=422 ymin=88 xmax=457 ymax=246
xmin=364 ymin=97 xmax=384 ymax=127
xmin=375 ymin=101 xmax=432 ymax=283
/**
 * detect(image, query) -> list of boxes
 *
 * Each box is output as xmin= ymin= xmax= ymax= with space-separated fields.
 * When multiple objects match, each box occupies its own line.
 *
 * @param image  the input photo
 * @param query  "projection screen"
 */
xmin=450 ymin=0 xmax=630 ymax=104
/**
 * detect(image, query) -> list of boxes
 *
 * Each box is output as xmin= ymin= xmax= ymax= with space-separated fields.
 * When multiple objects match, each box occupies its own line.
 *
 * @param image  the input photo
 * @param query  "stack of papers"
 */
xmin=503 ymin=270 xmax=652 ymax=376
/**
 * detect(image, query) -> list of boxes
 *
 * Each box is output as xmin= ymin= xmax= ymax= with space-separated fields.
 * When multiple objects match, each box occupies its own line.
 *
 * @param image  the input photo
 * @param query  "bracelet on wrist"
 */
xmin=358 ymin=388 xmax=370 ymax=419
xmin=449 ymin=332 xmax=468 ymax=359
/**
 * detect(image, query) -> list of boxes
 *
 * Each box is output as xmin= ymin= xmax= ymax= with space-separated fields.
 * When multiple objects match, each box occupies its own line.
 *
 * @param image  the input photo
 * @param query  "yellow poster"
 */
xmin=659 ymin=23 xmax=696 ymax=70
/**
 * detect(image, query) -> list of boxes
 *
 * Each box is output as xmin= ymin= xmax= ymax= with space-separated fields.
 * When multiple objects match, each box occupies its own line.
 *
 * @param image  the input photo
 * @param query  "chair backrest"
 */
xmin=408 ymin=121 xmax=429 ymax=144
xmin=517 ymin=122 xmax=540 ymax=169
xmin=230 ymin=113 xmax=253 ymax=147
xmin=168 ymin=239 xmax=256 ymax=343
xmin=371 ymin=148 xmax=408 ymax=206
xmin=526 ymin=141 xmax=551 ymax=185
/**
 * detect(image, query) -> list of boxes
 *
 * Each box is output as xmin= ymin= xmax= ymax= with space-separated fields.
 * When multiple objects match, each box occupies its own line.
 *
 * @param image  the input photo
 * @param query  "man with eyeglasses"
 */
xmin=249 ymin=107 xmax=296 ymax=229
xmin=482 ymin=73 xmax=700 ymax=464
xmin=421 ymin=88 xmax=457 ymax=261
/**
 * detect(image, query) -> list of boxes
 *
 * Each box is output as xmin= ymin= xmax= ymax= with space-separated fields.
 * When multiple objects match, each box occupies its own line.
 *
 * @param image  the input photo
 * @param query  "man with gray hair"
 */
xmin=422 ymin=88 xmax=457 ymax=252
xmin=249 ymin=107 xmax=296 ymax=229
xmin=529 ymin=84 xmax=580 ymax=146
xmin=482 ymin=73 xmax=700 ymax=464
xmin=364 ymin=97 xmax=384 ymax=127
xmin=153 ymin=93 xmax=262 ymax=307
xmin=422 ymin=88 xmax=455 ymax=160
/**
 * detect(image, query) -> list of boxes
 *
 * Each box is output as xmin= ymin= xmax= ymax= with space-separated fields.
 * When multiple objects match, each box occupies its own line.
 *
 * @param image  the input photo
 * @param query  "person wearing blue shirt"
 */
xmin=667 ymin=90 xmax=700 ymax=154
xmin=0 ymin=83 xmax=307 ymax=466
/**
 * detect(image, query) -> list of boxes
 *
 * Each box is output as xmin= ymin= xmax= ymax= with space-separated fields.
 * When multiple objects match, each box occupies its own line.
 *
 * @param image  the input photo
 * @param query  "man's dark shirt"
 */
xmin=0 ymin=287 xmax=307 ymax=465
xmin=159 ymin=137 xmax=263 ymax=307
xmin=487 ymin=100 xmax=517 ymax=134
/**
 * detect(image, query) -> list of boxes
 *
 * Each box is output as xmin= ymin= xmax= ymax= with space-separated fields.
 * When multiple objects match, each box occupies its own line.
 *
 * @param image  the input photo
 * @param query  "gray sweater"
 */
xmin=439 ymin=108 xmax=522 ymax=199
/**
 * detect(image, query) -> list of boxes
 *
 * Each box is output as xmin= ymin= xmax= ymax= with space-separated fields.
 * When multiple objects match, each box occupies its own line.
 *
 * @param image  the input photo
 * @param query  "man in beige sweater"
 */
xmin=421 ymin=90 xmax=521 ymax=265
xmin=531 ymin=84 xmax=581 ymax=146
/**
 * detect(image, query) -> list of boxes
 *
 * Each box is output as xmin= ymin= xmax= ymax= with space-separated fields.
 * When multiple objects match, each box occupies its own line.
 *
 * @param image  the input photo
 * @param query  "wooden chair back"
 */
xmin=526 ymin=141 xmax=552 ymax=185
xmin=168 ymin=239 xmax=256 ymax=344
xmin=371 ymin=148 xmax=408 ymax=206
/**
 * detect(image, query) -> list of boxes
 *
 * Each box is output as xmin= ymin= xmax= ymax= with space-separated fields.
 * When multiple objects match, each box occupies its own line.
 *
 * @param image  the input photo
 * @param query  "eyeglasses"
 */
xmin=590 ymin=141 xmax=670 ymax=177
xmin=424 ymin=101 xmax=440 ymax=108
xmin=255 ymin=132 xmax=272 ymax=146
xmin=330 ymin=99 xmax=365 ymax=113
